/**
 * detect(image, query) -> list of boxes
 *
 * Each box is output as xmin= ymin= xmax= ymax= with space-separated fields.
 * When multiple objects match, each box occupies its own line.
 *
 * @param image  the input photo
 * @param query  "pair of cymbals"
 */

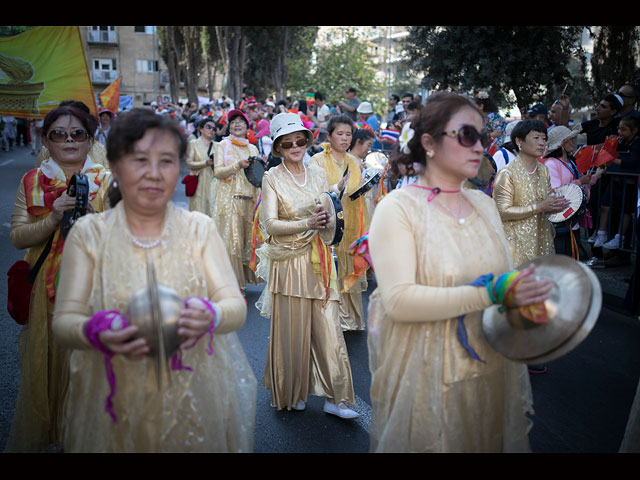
xmin=482 ymin=254 xmax=602 ymax=364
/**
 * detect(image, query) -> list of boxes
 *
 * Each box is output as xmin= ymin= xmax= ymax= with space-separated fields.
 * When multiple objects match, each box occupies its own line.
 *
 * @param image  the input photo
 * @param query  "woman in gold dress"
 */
xmin=212 ymin=109 xmax=261 ymax=294
xmin=309 ymin=115 xmax=369 ymax=331
xmin=6 ymin=105 xmax=110 ymax=452
xmin=257 ymin=112 xmax=358 ymax=419
xmin=367 ymin=93 xmax=554 ymax=452
xmin=185 ymin=117 xmax=217 ymax=216
xmin=51 ymin=108 xmax=256 ymax=452
xmin=492 ymin=119 xmax=569 ymax=268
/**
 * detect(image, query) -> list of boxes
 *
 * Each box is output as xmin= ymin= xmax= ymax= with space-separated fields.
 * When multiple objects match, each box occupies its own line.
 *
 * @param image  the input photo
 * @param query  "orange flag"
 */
xmin=99 ymin=76 xmax=121 ymax=114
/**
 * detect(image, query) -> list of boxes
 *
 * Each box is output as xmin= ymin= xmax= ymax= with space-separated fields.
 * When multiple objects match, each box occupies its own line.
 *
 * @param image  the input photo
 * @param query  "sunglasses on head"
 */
xmin=279 ymin=137 xmax=307 ymax=150
xmin=442 ymin=125 xmax=490 ymax=149
xmin=47 ymin=129 xmax=90 ymax=143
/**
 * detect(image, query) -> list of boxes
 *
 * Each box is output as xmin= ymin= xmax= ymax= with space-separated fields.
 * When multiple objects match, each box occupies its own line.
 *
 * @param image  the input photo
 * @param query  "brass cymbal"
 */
xmin=482 ymin=254 xmax=602 ymax=364
xmin=127 ymin=256 xmax=183 ymax=390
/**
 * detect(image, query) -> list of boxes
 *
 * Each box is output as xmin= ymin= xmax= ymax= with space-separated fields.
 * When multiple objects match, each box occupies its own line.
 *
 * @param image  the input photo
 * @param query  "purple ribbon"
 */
xmin=456 ymin=274 xmax=495 ymax=364
xmin=84 ymin=310 xmax=128 ymax=423
xmin=170 ymin=297 xmax=218 ymax=371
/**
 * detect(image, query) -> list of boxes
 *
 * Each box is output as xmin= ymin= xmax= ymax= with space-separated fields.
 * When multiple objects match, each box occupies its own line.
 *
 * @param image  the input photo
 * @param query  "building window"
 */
xmin=136 ymin=59 xmax=159 ymax=73
xmin=94 ymin=58 xmax=116 ymax=71
xmin=134 ymin=26 xmax=156 ymax=34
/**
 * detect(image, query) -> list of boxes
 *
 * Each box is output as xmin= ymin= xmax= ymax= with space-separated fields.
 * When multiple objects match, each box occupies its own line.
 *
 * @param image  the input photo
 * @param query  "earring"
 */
xmin=426 ymin=150 xmax=434 ymax=158
xmin=112 ymin=180 xmax=118 ymax=188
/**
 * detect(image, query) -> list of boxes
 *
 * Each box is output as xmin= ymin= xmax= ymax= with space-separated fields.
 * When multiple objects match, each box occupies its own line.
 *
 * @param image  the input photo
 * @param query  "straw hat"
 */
xmin=545 ymin=125 xmax=580 ymax=155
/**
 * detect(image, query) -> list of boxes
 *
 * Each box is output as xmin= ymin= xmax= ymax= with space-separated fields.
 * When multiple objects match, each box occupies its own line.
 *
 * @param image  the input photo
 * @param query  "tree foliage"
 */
xmin=590 ymin=26 xmax=639 ymax=101
xmin=404 ymin=26 xmax=586 ymax=115
xmin=308 ymin=28 xmax=385 ymax=114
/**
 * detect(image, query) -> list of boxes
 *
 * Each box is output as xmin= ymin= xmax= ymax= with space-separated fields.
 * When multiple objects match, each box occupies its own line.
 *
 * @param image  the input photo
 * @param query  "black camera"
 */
xmin=61 ymin=173 xmax=90 ymax=239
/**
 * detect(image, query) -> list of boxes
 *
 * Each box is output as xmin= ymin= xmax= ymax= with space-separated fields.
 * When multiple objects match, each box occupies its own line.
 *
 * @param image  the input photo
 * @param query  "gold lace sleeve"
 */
xmin=493 ymin=168 xmax=539 ymax=220
xmin=213 ymin=141 xmax=242 ymax=179
xmin=261 ymin=171 xmax=311 ymax=236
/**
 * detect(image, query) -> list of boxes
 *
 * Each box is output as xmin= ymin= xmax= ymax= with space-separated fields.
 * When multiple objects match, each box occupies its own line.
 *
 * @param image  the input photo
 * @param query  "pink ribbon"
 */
xmin=170 ymin=297 xmax=218 ymax=371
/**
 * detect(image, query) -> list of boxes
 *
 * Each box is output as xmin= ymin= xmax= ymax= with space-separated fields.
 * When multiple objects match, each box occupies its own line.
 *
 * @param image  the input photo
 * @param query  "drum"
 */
xmin=349 ymin=171 xmax=381 ymax=200
xmin=464 ymin=153 xmax=496 ymax=191
xmin=547 ymin=183 xmax=587 ymax=227
xmin=482 ymin=254 xmax=602 ymax=364
xmin=318 ymin=191 xmax=344 ymax=246
xmin=363 ymin=150 xmax=388 ymax=172
xmin=244 ymin=156 xmax=267 ymax=188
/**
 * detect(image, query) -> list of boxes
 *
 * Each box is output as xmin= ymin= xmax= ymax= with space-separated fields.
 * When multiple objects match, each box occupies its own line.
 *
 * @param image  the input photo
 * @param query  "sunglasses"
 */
xmin=279 ymin=137 xmax=308 ymax=150
xmin=47 ymin=129 xmax=90 ymax=143
xmin=203 ymin=124 xmax=217 ymax=130
xmin=442 ymin=125 xmax=490 ymax=149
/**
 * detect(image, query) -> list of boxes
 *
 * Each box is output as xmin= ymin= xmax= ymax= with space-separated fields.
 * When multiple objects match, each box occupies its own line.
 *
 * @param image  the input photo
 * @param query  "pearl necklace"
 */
xmin=131 ymin=235 xmax=163 ymax=249
xmin=436 ymin=196 xmax=466 ymax=225
xmin=282 ymin=162 xmax=307 ymax=187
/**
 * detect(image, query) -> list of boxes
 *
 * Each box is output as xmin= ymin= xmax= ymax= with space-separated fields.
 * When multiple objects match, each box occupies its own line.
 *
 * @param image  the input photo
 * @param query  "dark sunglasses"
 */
xmin=442 ymin=125 xmax=490 ymax=149
xmin=203 ymin=124 xmax=217 ymax=130
xmin=280 ymin=137 xmax=307 ymax=150
xmin=47 ymin=129 xmax=90 ymax=143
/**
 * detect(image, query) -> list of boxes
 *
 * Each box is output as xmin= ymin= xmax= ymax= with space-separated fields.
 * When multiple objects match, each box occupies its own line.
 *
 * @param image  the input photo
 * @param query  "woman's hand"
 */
xmin=337 ymin=169 xmax=351 ymax=192
xmin=537 ymin=194 xmax=570 ymax=214
xmin=508 ymin=265 xmax=554 ymax=307
xmin=308 ymin=201 xmax=329 ymax=230
xmin=579 ymin=173 xmax=593 ymax=185
xmin=237 ymin=158 xmax=251 ymax=169
xmin=178 ymin=298 xmax=214 ymax=347
xmin=98 ymin=325 xmax=149 ymax=361
xmin=51 ymin=192 xmax=76 ymax=221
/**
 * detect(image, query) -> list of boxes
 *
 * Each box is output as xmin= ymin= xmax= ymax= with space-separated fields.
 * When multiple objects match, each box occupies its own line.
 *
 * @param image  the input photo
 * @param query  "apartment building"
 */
xmin=81 ymin=26 xmax=172 ymax=109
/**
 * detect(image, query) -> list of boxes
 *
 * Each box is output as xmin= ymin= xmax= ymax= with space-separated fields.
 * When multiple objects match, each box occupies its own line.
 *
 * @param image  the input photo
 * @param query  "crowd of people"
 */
xmin=3 ymin=79 xmax=640 ymax=453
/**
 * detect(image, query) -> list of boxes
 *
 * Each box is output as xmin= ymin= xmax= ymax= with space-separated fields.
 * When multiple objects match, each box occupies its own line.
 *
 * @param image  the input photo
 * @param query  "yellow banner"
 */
xmin=0 ymin=26 xmax=96 ymax=119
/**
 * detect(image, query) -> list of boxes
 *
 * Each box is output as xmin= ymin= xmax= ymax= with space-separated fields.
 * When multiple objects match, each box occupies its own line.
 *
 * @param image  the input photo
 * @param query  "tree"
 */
xmin=216 ymin=26 xmax=247 ymax=104
xmin=157 ymin=26 xmax=204 ymax=105
xmin=201 ymin=26 xmax=222 ymax=101
xmin=590 ymin=26 xmax=639 ymax=101
xmin=404 ymin=26 xmax=586 ymax=116
xmin=309 ymin=28 xmax=385 ymax=115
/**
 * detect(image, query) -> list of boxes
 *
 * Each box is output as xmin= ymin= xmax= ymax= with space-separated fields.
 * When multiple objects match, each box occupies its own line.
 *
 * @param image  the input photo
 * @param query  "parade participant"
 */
xmin=185 ymin=117 xmax=217 ymax=216
xmin=309 ymin=115 xmax=370 ymax=331
xmin=51 ymin=108 xmax=256 ymax=452
xmin=6 ymin=105 xmax=110 ymax=453
xmin=492 ymin=119 xmax=568 ymax=268
xmin=212 ymin=109 xmax=262 ymax=294
xmin=493 ymin=119 xmax=569 ymax=375
xmin=474 ymin=91 xmax=506 ymax=146
xmin=96 ymin=109 xmax=114 ymax=146
xmin=367 ymin=92 xmax=552 ymax=452
xmin=541 ymin=125 xmax=600 ymax=257
xmin=255 ymin=112 xmax=358 ymax=418
xmin=36 ymin=101 xmax=110 ymax=169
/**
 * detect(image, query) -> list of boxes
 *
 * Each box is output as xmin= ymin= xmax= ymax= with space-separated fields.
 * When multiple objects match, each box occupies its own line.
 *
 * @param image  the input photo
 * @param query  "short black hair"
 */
xmin=511 ymin=119 xmax=547 ymax=147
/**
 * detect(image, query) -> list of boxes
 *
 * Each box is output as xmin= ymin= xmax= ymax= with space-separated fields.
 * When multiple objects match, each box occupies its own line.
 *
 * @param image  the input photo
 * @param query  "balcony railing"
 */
xmin=87 ymin=29 xmax=118 ymax=45
xmin=91 ymin=69 xmax=119 ymax=84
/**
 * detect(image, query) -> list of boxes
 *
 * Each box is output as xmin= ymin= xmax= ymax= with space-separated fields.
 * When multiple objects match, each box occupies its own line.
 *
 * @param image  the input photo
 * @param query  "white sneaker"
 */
xmin=323 ymin=400 xmax=360 ymax=419
xmin=603 ymin=234 xmax=623 ymax=249
xmin=587 ymin=232 xmax=598 ymax=243
xmin=593 ymin=233 xmax=608 ymax=248
xmin=291 ymin=400 xmax=306 ymax=411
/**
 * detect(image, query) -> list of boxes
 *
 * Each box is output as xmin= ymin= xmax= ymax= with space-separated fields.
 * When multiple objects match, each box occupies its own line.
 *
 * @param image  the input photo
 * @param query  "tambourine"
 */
xmin=464 ymin=153 xmax=497 ymax=191
xmin=349 ymin=171 xmax=381 ymax=200
xmin=244 ymin=156 xmax=267 ymax=188
xmin=547 ymin=183 xmax=587 ymax=227
xmin=61 ymin=173 xmax=90 ymax=239
xmin=317 ymin=191 xmax=344 ymax=246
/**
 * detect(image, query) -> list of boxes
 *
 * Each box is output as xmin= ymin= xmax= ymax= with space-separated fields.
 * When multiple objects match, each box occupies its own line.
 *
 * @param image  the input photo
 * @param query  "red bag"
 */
xmin=7 ymin=261 xmax=34 ymax=325
xmin=182 ymin=174 xmax=199 ymax=197
xmin=7 ymin=235 xmax=54 ymax=325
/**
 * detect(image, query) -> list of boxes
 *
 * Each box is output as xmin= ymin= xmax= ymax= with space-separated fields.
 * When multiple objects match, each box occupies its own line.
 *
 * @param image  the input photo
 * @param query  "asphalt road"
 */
xmin=1 ymin=143 xmax=639 ymax=453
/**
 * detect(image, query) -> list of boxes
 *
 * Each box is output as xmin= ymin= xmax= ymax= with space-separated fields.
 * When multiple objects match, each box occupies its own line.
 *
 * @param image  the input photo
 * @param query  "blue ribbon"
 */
xmin=456 ymin=273 xmax=494 ymax=364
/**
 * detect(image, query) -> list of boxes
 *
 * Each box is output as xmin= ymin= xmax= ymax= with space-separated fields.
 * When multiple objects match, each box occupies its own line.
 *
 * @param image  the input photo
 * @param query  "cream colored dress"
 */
xmin=309 ymin=144 xmax=370 ymax=331
xmin=212 ymin=136 xmax=261 ymax=289
xmin=51 ymin=201 xmax=257 ymax=452
xmin=367 ymin=185 xmax=533 ymax=453
xmin=185 ymin=137 xmax=216 ymax=216
xmin=256 ymin=164 xmax=355 ymax=410
xmin=492 ymin=156 xmax=555 ymax=267
xmin=5 ymin=158 xmax=110 ymax=453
